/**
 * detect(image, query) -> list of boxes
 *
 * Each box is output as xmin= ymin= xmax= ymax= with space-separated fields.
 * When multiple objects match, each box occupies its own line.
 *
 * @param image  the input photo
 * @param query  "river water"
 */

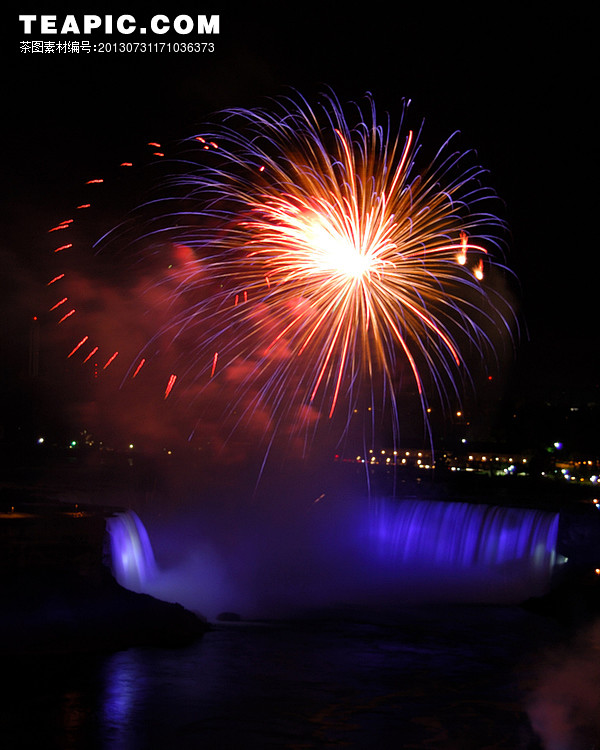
xmin=5 ymin=601 xmax=599 ymax=749
xmin=4 ymin=466 xmax=600 ymax=749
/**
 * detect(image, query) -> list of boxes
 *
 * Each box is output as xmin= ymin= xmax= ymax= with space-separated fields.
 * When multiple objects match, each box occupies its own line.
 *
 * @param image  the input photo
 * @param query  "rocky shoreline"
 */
xmin=0 ymin=492 xmax=209 ymax=656
xmin=0 ymin=571 xmax=209 ymax=656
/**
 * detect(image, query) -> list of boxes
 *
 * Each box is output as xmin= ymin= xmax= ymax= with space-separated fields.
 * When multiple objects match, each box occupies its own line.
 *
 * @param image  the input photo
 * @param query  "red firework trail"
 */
xmin=132 ymin=359 xmax=146 ymax=378
xmin=57 ymin=309 xmax=75 ymax=324
xmin=67 ymin=336 xmax=89 ymax=358
xmin=103 ymin=351 xmax=119 ymax=370
xmin=48 ymin=219 xmax=73 ymax=232
xmin=82 ymin=347 xmax=98 ymax=364
xmin=164 ymin=374 xmax=177 ymax=399
xmin=49 ymin=297 xmax=68 ymax=311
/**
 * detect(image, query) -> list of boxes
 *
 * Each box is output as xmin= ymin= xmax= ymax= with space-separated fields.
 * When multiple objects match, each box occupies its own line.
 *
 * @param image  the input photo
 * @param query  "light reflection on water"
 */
xmin=4 ymin=602 xmax=596 ymax=749
xmin=5 ymin=485 xmax=596 ymax=748
xmin=88 ymin=604 xmax=560 ymax=750
xmin=100 ymin=650 xmax=147 ymax=749
xmin=53 ymin=497 xmax=567 ymax=748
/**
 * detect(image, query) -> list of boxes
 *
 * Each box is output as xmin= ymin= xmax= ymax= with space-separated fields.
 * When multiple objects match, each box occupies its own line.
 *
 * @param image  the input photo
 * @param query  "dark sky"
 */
xmin=2 ymin=5 xmax=596 ymax=451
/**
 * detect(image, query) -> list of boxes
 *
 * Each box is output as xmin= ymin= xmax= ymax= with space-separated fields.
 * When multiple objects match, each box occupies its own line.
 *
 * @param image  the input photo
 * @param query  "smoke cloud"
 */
xmin=526 ymin=619 xmax=600 ymax=750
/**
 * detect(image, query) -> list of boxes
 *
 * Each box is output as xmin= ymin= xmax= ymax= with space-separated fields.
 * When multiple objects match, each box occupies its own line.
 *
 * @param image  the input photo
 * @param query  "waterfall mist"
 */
xmin=106 ymin=484 xmax=560 ymax=621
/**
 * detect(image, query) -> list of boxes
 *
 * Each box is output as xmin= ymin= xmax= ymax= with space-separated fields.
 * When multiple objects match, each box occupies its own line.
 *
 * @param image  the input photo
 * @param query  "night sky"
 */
xmin=2 ymin=5 xmax=596 ymax=456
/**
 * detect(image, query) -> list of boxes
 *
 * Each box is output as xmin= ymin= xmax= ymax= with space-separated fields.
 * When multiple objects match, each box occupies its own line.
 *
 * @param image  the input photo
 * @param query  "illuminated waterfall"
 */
xmin=106 ymin=510 xmax=158 ymax=592
xmin=104 ymin=499 xmax=561 ymax=613
xmin=369 ymin=498 xmax=560 ymax=601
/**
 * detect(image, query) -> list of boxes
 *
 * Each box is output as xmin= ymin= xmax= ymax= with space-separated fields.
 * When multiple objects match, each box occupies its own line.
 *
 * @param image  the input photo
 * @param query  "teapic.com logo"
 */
xmin=18 ymin=14 xmax=220 ymax=36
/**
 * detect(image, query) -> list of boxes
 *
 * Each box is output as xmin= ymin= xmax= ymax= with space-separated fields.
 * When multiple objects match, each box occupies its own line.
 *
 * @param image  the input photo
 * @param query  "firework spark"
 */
xmin=120 ymin=91 xmax=514 ymax=443
xmin=54 ymin=91 xmax=516 ymax=450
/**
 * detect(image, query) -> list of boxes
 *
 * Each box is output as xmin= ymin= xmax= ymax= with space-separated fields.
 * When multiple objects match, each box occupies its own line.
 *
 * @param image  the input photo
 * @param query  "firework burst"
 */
xmin=52 ymin=91 xmax=516 ymax=452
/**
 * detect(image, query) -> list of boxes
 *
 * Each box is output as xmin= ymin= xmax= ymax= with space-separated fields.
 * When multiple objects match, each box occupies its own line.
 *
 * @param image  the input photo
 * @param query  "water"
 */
xmin=369 ymin=498 xmax=560 ymax=603
xmin=2 ymin=604 xmax=577 ymax=749
xmin=107 ymin=498 xmax=561 ymax=619
xmin=371 ymin=499 xmax=559 ymax=569
xmin=106 ymin=511 xmax=158 ymax=592
xmin=5 ymin=494 xmax=598 ymax=748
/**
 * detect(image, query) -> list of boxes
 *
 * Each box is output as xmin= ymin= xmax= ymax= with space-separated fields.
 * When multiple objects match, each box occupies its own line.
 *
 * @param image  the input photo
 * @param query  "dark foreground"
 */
xmin=0 ymin=572 xmax=208 ymax=656
xmin=3 ymin=602 xmax=599 ymax=750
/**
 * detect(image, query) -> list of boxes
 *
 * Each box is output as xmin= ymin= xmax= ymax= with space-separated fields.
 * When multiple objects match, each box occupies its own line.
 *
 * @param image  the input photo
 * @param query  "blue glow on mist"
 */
xmin=106 ymin=498 xmax=560 ymax=619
